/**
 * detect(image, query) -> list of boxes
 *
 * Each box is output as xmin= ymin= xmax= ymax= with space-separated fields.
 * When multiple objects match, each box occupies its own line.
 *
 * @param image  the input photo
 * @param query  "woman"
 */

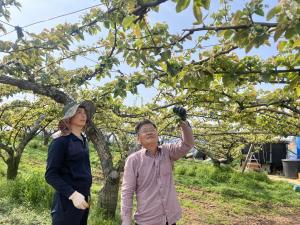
xmin=45 ymin=100 xmax=95 ymax=225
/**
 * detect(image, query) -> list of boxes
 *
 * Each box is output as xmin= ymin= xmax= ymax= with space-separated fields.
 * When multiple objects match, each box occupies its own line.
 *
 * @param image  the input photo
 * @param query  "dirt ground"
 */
xmin=268 ymin=175 xmax=300 ymax=186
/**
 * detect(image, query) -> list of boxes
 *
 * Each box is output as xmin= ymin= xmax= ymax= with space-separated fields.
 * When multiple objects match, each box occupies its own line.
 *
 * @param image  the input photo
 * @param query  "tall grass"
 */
xmin=0 ymin=171 xmax=122 ymax=225
xmin=88 ymin=204 xmax=122 ymax=225
xmin=0 ymin=172 xmax=53 ymax=209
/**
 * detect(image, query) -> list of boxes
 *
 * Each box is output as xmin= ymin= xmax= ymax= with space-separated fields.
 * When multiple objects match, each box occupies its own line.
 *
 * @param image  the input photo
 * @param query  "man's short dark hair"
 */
xmin=135 ymin=119 xmax=157 ymax=134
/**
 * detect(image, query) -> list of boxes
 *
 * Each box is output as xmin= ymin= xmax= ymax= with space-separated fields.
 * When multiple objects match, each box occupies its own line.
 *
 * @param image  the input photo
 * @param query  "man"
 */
xmin=121 ymin=106 xmax=194 ymax=225
xmin=45 ymin=100 xmax=95 ymax=225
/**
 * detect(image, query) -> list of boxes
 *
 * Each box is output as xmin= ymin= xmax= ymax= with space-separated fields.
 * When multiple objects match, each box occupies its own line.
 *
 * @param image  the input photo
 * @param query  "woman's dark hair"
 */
xmin=135 ymin=119 xmax=157 ymax=134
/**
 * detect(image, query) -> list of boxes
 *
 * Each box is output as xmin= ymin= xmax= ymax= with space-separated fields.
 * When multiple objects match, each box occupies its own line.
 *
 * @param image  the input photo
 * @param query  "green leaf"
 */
xmin=295 ymin=87 xmax=300 ymax=97
xmin=292 ymin=38 xmax=300 ymax=48
xmin=262 ymin=72 xmax=271 ymax=82
xmin=122 ymin=16 xmax=135 ymax=29
xmin=223 ymin=30 xmax=233 ymax=40
xmin=166 ymin=61 xmax=181 ymax=76
xmin=113 ymin=78 xmax=127 ymax=98
xmin=200 ymin=0 xmax=210 ymax=10
xmin=284 ymin=28 xmax=295 ymax=39
xmin=266 ymin=6 xmax=280 ymax=21
xmin=232 ymin=10 xmax=241 ymax=25
xmin=277 ymin=41 xmax=287 ymax=51
xmin=274 ymin=28 xmax=284 ymax=41
xmin=254 ymin=8 xmax=264 ymax=17
xmin=176 ymin=0 xmax=190 ymax=13
xmin=193 ymin=3 xmax=202 ymax=24
xmin=103 ymin=21 xmax=110 ymax=29
xmin=161 ymin=50 xmax=171 ymax=61
xmin=245 ymin=44 xmax=253 ymax=53
xmin=14 ymin=2 xmax=22 ymax=9
xmin=194 ymin=0 xmax=201 ymax=7
xmin=135 ymin=39 xmax=143 ymax=49
xmin=222 ymin=73 xmax=235 ymax=88
xmin=152 ymin=6 xmax=160 ymax=12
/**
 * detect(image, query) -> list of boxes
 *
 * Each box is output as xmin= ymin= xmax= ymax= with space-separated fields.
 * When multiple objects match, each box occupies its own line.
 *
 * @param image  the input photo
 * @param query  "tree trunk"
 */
xmin=86 ymin=122 xmax=121 ymax=218
xmin=43 ymin=129 xmax=51 ymax=146
xmin=44 ymin=135 xmax=50 ymax=146
xmin=6 ymin=155 xmax=21 ymax=180
xmin=98 ymin=171 xmax=120 ymax=218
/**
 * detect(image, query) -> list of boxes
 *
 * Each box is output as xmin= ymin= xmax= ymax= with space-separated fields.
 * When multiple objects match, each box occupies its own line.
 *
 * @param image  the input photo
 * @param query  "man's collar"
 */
xmin=142 ymin=146 xmax=161 ymax=157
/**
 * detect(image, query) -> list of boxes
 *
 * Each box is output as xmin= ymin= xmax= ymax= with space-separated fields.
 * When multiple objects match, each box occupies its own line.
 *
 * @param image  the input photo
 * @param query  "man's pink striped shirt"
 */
xmin=121 ymin=123 xmax=194 ymax=225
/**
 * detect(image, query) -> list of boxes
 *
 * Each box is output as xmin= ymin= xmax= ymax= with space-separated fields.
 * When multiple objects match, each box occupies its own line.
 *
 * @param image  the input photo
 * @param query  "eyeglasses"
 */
xmin=138 ymin=129 xmax=157 ymax=134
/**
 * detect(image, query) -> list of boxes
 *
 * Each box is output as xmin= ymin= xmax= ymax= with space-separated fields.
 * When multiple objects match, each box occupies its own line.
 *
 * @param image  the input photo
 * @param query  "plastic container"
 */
xmin=282 ymin=159 xmax=300 ymax=178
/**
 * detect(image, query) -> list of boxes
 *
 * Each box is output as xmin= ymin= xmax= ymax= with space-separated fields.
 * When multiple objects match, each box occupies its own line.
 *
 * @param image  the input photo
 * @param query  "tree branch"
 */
xmin=193 ymin=46 xmax=238 ymax=65
xmin=0 ymin=75 xmax=73 ymax=104
xmin=193 ymin=131 xmax=271 ymax=136
xmin=253 ymin=107 xmax=296 ymax=118
xmin=217 ymin=68 xmax=300 ymax=75
xmin=71 ymin=7 xmax=118 ymax=35
xmin=0 ymin=45 xmax=57 ymax=54
xmin=111 ymin=101 xmax=183 ymax=119
xmin=0 ymin=149 xmax=7 ymax=163
xmin=10 ymin=105 xmax=36 ymax=147
xmin=0 ymin=142 xmax=13 ymax=156
xmin=183 ymin=22 xmax=278 ymax=33
xmin=132 ymin=0 xmax=168 ymax=16
xmin=16 ymin=115 xmax=45 ymax=155
xmin=280 ymin=103 xmax=300 ymax=115
xmin=108 ymin=22 xmax=118 ymax=58
xmin=125 ymin=30 xmax=194 ymax=51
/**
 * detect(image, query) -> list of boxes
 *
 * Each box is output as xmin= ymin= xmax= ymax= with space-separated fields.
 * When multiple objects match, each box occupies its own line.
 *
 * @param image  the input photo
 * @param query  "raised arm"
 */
xmin=167 ymin=120 xmax=194 ymax=161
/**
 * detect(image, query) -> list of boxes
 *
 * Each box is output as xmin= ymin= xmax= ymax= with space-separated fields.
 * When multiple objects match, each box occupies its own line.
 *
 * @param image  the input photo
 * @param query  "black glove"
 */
xmin=173 ymin=106 xmax=187 ymax=121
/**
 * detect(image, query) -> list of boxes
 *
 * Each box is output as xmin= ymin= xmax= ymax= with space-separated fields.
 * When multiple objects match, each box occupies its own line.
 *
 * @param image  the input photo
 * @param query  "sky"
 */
xmin=1 ymin=0 xmax=280 ymax=106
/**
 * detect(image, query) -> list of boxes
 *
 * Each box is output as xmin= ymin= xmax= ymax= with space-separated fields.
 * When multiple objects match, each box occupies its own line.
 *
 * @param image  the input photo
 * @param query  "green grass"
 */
xmin=0 ymin=172 xmax=53 ymax=209
xmin=0 ymin=197 xmax=50 ymax=225
xmin=1 ymin=138 xmax=300 ymax=224
xmin=174 ymin=159 xmax=300 ymax=208
xmin=173 ymin=159 xmax=300 ymax=224
xmin=88 ymin=205 xmax=122 ymax=225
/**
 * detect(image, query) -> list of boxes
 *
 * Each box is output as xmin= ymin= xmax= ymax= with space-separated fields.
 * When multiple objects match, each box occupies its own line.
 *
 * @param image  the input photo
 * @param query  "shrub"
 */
xmin=1 ymin=173 xmax=53 ymax=209
xmin=88 ymin=204 xmax=121 ymax=225
xmin=186 ymin=166 xmax=196 ymax=177
xmin=176 ymin=166 xmax=187 ymax=175
xmin=28 ymin=140 xmax=42 ymax=150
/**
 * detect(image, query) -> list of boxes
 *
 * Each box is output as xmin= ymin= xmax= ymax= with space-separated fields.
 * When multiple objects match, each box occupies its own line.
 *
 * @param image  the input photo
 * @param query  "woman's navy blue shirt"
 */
xmin=45 ymin=133 xmax=92 ymax=198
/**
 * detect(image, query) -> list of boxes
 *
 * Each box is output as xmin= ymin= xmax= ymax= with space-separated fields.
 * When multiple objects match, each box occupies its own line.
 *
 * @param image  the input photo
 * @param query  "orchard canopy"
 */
xmin=0 ymin=0 xmax=299 ymax=167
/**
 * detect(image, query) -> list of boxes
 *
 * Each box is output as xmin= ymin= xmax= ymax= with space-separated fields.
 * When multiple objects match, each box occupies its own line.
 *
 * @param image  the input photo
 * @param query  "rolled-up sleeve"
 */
xmin=45 ymin=139 xmax=75 ymax=198
xmin=121 ymin=156 xmax=137 ymax=225
xmin=166 ymin=121 xmax=195 ymax=161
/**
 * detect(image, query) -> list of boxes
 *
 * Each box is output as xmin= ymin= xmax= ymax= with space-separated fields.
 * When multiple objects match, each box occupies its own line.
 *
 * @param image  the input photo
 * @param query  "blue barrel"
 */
xmin=294 ymin=184 xmax=300 ymax=192
xmin=296 ymin=137 xmax=300 ymax=159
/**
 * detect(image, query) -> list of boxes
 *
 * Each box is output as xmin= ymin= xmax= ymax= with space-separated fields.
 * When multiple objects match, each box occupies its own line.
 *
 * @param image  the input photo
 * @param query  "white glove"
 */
xmin=69 ymin=191 xmax=89 ymax=210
